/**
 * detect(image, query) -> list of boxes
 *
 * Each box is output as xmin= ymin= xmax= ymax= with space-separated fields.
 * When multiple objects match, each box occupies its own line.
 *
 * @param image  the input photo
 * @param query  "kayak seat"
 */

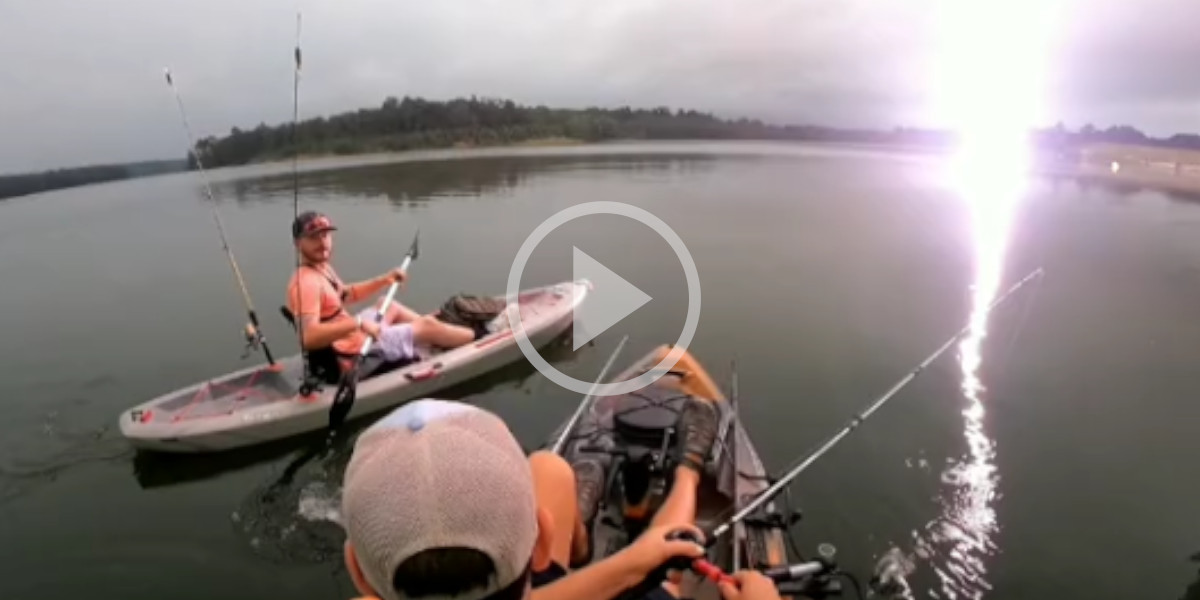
xmin=279 ymin=306 xmax=345 ymax=386
xmin=612 ymin=385 xmax=689 ymax=449
xmin=279 ymin=305 xmax=420 ymax=385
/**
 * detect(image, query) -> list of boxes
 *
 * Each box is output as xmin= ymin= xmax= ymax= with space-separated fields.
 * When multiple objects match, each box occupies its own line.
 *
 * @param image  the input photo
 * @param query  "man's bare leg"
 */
xmin=371 ymin=298 xmax=420 ymax=325
xmin=529 ymin=451 xmax=588 ymax=569
xmin=645 ymin=397 xmax=720 ymax=597
xmin=648 ymin=465 xmax=702 ymax=530
xmin=411 ymin=315 xmax=475 ymax=348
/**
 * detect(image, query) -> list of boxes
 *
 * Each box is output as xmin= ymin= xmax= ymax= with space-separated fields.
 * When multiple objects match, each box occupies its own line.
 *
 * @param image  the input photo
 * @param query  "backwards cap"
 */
xmin=342 ymin=399 xmax=537 ymax=600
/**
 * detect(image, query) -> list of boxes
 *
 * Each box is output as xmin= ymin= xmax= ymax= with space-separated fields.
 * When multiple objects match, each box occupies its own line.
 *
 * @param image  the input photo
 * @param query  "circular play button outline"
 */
xmin=506 ymin=200 xmax=701 ymax=396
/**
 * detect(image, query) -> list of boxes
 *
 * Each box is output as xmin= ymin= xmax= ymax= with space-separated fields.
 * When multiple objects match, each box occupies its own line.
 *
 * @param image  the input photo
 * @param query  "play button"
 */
xmin=571 ymin=247 xmax=652 ymax=350
xmin=507 ymin=200 xmax=702 ymax=397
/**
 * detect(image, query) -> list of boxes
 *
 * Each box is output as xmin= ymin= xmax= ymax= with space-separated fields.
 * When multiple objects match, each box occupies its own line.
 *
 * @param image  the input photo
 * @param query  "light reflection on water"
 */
xmin=920 ymin=0 xmax=1053 ymax=593
xmin=918 ymin=138 xmax=1026 ymax=599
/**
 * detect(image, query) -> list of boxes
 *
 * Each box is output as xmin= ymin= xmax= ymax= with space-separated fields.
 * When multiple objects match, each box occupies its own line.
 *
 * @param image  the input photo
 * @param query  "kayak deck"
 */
xmin=122 ymin=280 xmax=587 ymax=452
xmin=147 ymin=365 xmax=302 ymax=422
xmin=548 ymin=345 xmax=790 ymax=598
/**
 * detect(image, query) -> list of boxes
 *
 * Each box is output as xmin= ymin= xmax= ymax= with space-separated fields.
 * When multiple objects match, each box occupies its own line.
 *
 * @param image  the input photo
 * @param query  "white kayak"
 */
xmin=119 ymin=279 xmax=589 ymax=453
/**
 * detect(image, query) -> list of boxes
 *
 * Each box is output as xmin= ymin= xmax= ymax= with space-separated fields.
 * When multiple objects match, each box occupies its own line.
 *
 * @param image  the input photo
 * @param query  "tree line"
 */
xmin=7 ymin=95 xmax=1200 ymax=201
xmin=191 ymin=95 xmax=964 ymax=168
xmin=192 ymin=95 xmax=1200 ymax=169
xmin=0 ymin=159 xmax=187 ymax=200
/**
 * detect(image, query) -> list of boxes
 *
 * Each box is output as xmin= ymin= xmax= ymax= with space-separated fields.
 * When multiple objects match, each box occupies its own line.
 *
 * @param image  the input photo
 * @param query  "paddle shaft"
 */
xmin=709 ymin=267 xmax=1044 ymax=541
xmin=327 ymin=231 xmax=420 ymax=430
xmin=354 ymin=254 xmax=413 ymax=358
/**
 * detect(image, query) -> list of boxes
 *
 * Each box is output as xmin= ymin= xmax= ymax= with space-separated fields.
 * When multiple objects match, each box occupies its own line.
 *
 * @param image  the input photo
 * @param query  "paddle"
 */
xmin=327 ymin=230 xmax=421 ymax=430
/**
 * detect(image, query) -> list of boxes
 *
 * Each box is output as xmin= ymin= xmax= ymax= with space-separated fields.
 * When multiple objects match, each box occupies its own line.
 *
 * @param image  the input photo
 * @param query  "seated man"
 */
xmin=286 ymin=211 xmax=475 ymax=373
xmin=339 ymin=397 xmax=785 ymax=600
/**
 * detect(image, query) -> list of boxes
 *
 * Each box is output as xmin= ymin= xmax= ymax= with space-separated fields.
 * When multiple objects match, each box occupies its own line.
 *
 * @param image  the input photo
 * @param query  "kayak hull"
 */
xmin=120 ymin=280 xmax=588 ymax=453
xmin=545 ymin=344 xmax=789 ymax=595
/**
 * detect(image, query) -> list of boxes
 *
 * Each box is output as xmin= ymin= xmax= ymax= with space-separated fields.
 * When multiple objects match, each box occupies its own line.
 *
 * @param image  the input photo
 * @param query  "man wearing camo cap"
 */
xmin=340 ymin=398 xmax=783 ymax=600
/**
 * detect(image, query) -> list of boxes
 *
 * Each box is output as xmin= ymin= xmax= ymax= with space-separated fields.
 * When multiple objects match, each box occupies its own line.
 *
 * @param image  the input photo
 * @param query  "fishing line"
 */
xmin=163 ymin=68 xmax=277 ymax=366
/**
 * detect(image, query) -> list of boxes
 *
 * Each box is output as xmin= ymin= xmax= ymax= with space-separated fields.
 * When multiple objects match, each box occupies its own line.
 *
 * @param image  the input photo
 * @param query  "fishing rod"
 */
xmin=290 ymin=12 xmax=307 ymax=379
xmin=725 ymin=358 xmax=740 ymax=571
xmin=551 ymin=335 xmax=630 ymax=455
xmin=621 ymin=529 xmax=855 ymax=600
xmin=614 ymin=268 xmax=1045 ymax=600
xmin=163 ymin=68 xmax=278 ymax=368
xmin=707 ymin=266 xmax=1045 ymax=542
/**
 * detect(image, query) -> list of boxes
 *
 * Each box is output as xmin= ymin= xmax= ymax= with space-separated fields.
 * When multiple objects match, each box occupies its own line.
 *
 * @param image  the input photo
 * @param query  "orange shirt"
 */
xmin=286 ymin=265 xmax=368 ymax=355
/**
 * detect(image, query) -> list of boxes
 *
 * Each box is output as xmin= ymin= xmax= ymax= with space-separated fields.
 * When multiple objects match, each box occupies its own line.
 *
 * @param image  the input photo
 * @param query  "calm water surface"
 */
xmin=1 ymin=142 xmax=1198 ymax=600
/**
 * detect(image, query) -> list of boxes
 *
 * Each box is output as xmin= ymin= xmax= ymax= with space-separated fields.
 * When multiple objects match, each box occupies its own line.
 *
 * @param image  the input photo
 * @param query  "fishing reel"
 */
xmin=762 ymin=542 xmax=918 ymax=600
xmin=765 ymin=544 xmax=917 ymax=600
xmin=764 ymin=543 xmax=845 ymax=599
xmin=241 ymin=322 xmax=264 ymax=360
xmin=638 ymin=531 xmax=847 ymax=600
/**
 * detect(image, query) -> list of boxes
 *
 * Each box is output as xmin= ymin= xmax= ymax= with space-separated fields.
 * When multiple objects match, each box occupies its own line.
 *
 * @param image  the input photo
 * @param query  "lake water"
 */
xmin=1 ymin=142 xmax=1198 ymax=600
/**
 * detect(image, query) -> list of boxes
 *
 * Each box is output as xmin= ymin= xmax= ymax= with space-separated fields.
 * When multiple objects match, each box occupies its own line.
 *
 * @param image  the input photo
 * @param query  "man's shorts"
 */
xmin=355 ymin=308 xmax=415 ymax=362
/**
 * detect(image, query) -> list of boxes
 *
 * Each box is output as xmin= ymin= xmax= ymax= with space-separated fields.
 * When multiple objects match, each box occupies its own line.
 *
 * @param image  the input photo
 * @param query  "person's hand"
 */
xmin=617 ymin=523 xmax=706 ymax=581
xmin=359 ymin=318 xmax=381 ymax=340
xmin=718 ymin=570 xmax=783 ymax=600
xmin=388 ymin=268 xmax=408 ymax=285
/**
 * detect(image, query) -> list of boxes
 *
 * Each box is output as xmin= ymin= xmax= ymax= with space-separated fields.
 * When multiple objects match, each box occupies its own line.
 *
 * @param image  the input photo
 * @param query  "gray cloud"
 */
xmin=1045 ymin=0 xmax=1200 ymax=134
xmin=1 ymin=0 xmax=1197 ymax=173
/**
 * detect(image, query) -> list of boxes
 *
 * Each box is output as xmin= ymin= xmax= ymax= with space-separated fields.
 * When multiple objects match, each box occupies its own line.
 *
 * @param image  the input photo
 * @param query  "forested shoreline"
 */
xmin=190 ymin=96 xmax=1200 ymax=169
xmin=191 ymin=96 xmax=952 ymax=168
xmin=6 ymin=94 xmax=1200 ymax=201
xmin=0 ymin=159 xmax=187 ymax=200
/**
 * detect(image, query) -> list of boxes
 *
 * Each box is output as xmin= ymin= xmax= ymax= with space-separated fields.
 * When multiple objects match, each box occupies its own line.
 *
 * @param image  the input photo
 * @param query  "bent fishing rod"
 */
xmin=163 ymin=68 xmax=277 ymax=367
xmin=707 ymin=266 xmax=1045 ymax=542
xmin=616 ymin=268 xmax=1045 ymax=600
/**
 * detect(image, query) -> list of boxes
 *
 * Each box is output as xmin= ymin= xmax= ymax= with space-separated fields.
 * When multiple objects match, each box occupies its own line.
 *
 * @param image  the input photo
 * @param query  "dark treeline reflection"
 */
xmin=221 ymin=153 xmax=720 ymax=206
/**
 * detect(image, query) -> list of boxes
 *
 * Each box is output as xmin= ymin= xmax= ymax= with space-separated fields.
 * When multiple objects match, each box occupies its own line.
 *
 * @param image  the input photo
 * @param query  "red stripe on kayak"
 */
xmin=405 ymin=363 xmax=443 ymax=382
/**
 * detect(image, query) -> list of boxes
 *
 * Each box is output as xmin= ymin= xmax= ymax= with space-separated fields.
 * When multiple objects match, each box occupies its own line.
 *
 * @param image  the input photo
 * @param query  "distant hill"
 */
xmin=0 ymin=159 xmax=189 ymax=200
xmin=9 ymin=96 xmax=1200 ymax=202
xmin=188 ymin=95 xmax=1200 ymax=171
xmin=189 ymin=95 xmax=962 ymax=168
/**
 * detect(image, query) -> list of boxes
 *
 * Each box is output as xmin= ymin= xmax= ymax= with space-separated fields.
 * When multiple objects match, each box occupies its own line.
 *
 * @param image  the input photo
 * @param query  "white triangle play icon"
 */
xmin=572 ymin=247 xmax=652 ymax=351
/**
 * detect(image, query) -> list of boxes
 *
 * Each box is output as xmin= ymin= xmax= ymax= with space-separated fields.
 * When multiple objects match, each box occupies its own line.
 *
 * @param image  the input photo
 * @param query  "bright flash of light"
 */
xmin=919 ymin=1 xmax=1057 ymax=599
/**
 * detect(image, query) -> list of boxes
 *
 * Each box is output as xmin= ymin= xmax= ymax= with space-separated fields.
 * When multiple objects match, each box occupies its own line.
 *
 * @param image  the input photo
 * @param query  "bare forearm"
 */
xmin=345 ymin=274 xmax=392 ymax=303
xmin=531 ymin=552 xmax=648 ymax=600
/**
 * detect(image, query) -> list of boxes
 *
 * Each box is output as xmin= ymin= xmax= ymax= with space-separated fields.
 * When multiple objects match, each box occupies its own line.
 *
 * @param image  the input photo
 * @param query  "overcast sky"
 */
xmin=1 ymin=0 xmax=1197 ymax=173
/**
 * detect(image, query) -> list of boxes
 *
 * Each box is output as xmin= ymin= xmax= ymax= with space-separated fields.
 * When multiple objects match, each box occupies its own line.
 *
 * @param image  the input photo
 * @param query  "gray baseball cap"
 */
xmin=341 ymin=399 xmax=538 ymax=600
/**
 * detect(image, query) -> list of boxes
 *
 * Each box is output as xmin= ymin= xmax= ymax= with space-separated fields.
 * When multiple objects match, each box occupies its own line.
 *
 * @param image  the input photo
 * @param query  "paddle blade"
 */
xmin=328 ymin=374 xmax=358 ymax=430
xmin=408 ymin=229 xmax=420 ymax=261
